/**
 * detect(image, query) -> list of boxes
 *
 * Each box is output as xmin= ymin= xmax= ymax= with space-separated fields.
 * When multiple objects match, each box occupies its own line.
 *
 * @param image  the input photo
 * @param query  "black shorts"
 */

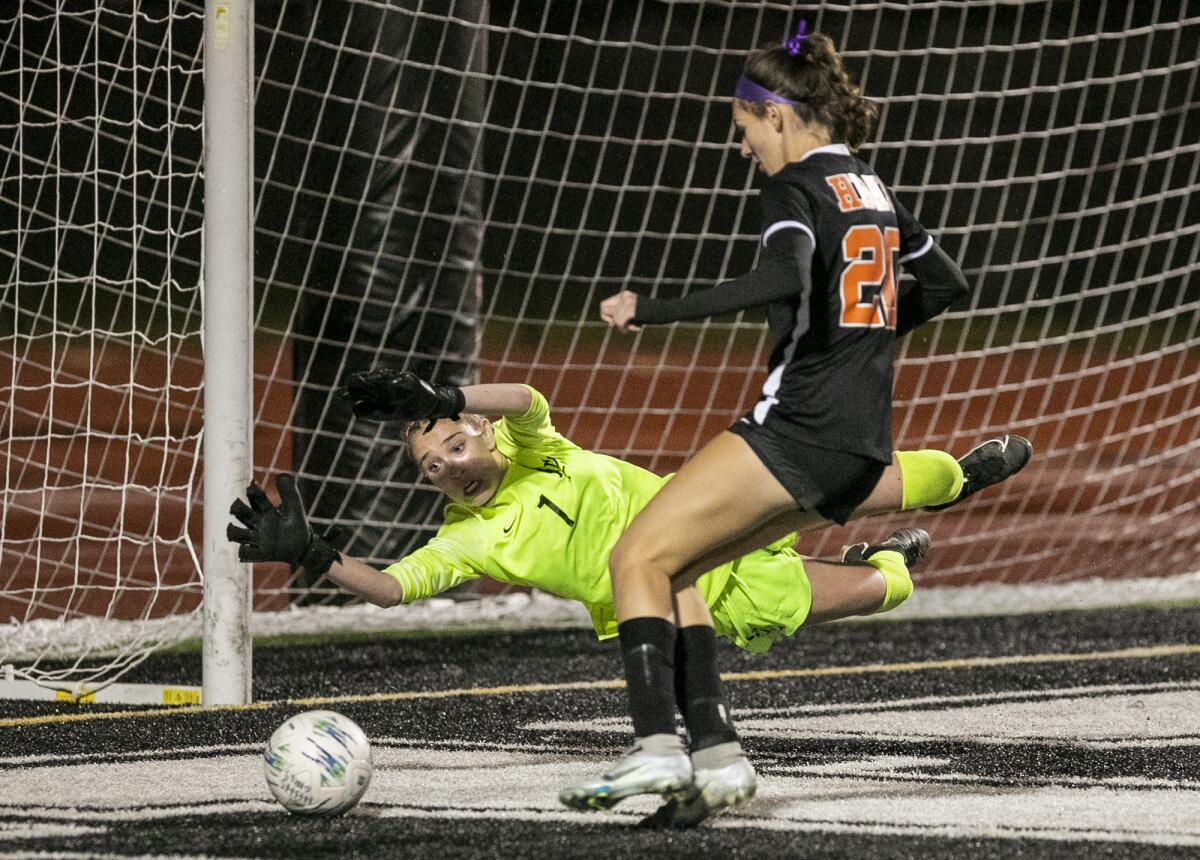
xmin=729 ymin=419 xmax=887 ymax=525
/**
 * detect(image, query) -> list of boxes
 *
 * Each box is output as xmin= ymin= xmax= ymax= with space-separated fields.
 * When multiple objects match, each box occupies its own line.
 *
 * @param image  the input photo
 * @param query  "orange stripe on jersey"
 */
xmin=826 ymin=173 xmax=864 ymax=212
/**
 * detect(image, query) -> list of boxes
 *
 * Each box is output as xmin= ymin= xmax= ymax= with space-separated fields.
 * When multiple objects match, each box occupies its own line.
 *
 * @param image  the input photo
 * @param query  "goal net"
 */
xmin=3 ymin=1 xmax=1198 ymax=696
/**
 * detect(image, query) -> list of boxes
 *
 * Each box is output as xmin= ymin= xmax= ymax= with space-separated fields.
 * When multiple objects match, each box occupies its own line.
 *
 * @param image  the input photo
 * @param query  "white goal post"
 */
xmin=201 ymin=0 xmax=253 ymax=706
xmin=2 ymin=1 xmax=1198 ymax=705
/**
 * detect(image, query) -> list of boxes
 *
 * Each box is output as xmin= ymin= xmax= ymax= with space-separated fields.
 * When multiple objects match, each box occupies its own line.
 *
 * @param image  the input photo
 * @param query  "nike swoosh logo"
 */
xmin=502 ymin=521 xmax=515 ymax=534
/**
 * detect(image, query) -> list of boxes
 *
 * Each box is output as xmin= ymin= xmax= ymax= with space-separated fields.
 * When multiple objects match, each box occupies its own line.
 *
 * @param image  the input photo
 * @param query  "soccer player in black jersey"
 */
xmin=562 ymin=25 xmax=1029 ymax=828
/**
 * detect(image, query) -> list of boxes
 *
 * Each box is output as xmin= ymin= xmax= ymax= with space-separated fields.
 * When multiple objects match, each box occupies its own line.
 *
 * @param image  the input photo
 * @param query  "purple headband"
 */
xmin=733 ymin=20 xmax=809 ymax=107
xmin=733 ymin=76 xmax=804 ymax=109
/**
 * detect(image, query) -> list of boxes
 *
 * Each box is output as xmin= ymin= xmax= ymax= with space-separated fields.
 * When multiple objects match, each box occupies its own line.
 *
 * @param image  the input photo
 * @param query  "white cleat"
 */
xmin=560 ymin=733 xmax=693 ymax=812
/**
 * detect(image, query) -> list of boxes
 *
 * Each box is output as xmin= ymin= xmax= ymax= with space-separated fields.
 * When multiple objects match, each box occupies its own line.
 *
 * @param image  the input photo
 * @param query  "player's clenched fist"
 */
xmin=599 ymin=290 xmax=642 ymax=333
xmin=226 ymin=474 xmax=341 ymax=574
xmin=337 ymin=368 xmax=466 ymax=422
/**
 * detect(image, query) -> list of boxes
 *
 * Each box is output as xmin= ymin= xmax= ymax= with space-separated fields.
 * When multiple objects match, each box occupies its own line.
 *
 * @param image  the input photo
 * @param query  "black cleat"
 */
xmin=924 ymin=434 xmax=1032 ymax=512
xmin=639 ymin=795 xmax=709 ymax=830
xmin=842 ymin=527 xmax=931 ymax=568
xmin=638 ymin=746 xmax=756 ymax=830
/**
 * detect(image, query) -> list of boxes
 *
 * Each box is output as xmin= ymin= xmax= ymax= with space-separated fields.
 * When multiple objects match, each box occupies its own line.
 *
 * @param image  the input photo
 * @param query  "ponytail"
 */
xmin=738 ymin=32 xmax=877 ymax=151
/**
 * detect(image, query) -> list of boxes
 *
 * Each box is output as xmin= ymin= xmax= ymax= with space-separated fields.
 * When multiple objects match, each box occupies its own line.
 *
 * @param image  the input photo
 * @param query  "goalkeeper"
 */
xmin=227 ymin=371 xmax=1028 ymax=654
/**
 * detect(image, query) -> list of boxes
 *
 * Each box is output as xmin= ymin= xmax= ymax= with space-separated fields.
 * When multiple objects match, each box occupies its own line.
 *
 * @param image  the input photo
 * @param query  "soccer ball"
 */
xmin=263 ymin=709 xmax=374 ymax=816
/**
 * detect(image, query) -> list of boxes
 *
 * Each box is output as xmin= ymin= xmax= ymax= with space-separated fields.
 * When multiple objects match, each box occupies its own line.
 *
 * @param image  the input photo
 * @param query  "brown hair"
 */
xmin=740 ymin=33 xmax=877 ymax=152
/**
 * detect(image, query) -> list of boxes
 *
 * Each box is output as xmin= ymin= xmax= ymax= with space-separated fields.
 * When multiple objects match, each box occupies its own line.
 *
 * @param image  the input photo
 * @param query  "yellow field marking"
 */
xmin=2 ymin=642 xmax=1197 ymax=729
xmin=720 ymin=643 xmax=1200 ymax=682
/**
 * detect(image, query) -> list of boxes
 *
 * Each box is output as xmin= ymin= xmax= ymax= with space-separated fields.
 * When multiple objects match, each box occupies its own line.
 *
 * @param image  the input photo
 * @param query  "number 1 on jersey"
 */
xmin=537 ymin=494 xmax=575 ymax=528
xmin=839 ymin=224 xmax=899 ymax=329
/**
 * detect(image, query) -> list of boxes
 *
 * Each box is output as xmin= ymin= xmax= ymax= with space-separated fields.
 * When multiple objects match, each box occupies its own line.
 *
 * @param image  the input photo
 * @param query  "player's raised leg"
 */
xmin=790 ymin=436 xmax=1029 ymax=527
xmin=840 ymin=449 xmax=961 ymax=522
xmin=660 ymin=440 xmax=1017 ymax=583
xmin=924 ymin=435 xmax=1032 ymax=511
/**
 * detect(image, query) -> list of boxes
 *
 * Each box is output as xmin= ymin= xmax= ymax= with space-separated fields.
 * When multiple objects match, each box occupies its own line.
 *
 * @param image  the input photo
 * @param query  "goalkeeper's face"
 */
xmin=410 ymin=417 xmax=507 ymax=506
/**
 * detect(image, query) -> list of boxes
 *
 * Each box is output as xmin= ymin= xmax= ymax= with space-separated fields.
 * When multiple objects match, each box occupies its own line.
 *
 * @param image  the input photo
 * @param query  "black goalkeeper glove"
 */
xmin=226 ymin=474 xmax=341 ymax=575
xmin=337 ymin=368 xmax=466 ymax=424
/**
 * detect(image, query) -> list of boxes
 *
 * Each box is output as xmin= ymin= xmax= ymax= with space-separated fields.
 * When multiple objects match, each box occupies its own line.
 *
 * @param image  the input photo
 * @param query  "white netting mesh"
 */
xmin=1 ymin=3 xmax=205 ymax=684
xmin=2 ymin=1 xmax=1198 ymax=689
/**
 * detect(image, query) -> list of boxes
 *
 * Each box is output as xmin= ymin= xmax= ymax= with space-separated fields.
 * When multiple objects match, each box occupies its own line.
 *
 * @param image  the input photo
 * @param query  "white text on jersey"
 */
xmin=825 ymin=173 xmax=895 ymax=214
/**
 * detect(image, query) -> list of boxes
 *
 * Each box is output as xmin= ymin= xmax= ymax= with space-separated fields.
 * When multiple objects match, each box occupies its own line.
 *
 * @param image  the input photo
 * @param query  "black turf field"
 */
xmin=3 ymin=605 xmax=1198 ymax=858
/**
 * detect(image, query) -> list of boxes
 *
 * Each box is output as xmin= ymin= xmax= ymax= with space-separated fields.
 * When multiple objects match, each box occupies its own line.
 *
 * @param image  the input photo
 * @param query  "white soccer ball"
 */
xmin=263 ymin=709 xmax=374 ymax=816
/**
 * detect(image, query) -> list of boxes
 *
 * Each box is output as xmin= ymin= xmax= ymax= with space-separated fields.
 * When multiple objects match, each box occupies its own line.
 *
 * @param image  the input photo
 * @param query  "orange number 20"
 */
xmin=839 ymin=224 xmax=899 ymax=329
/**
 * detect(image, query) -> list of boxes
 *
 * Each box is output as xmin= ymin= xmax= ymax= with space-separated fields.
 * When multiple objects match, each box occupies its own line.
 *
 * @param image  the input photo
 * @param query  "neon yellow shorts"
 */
xmin=709 ymin=542 xmax=812 ymax=654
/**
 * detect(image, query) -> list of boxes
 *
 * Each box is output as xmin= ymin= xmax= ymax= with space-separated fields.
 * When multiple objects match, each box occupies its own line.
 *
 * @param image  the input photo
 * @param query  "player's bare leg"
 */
xmin=665 ymin=439 xmax=1020 ymax=581
xmin=666 ymin=454 xmax=916 ymax=581
xmin=812 ymin=527 xmax=930 ymax=621
xmin=613 ymin=432 xmax=799 ymax=616
xmin=803 ymin=557 xmax=890 ymax=621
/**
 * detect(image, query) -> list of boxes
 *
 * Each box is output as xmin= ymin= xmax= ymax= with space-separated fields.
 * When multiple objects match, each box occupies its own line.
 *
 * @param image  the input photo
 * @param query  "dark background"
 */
xmin=6 ymin=1 xmax=1196 ymax=330
xmin=2 ymin=1 xmax=1197 ymax=587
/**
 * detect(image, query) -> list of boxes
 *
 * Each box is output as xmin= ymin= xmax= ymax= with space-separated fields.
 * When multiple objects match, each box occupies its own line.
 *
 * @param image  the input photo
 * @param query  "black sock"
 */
xmin=674 ymin=624 xmax=738 ymax=751
xmin=618 ymin=617 xmax=678 ymax=738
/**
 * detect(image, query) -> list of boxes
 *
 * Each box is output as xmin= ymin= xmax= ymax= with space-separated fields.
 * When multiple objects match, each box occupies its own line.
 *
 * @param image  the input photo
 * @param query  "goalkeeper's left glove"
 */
xmin=337 ymin=368 xmax=466 ymax=423
xmin=225 ymin=474 xmax=341 ymax=575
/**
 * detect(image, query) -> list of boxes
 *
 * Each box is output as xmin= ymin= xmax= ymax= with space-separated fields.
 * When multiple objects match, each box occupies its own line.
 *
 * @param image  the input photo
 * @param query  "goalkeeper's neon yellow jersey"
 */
xmin=383 ymin=386 xmax=808 ymax=651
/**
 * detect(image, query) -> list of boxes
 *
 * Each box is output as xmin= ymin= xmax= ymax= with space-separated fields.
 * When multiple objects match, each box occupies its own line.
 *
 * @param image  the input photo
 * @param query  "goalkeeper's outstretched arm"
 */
xmin=323 ymin=556 xmax=405 ymax=607
xmin=226 ymin=473 xmax=405 ymax=608
xmin=459 ymin=383 xmax=533 ymax=417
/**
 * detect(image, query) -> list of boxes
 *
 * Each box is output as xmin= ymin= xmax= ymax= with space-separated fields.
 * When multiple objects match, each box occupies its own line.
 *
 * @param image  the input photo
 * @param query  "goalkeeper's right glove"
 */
xmin=337 ymin=368 xmax=466 ymax=424
xmin=226 ymin=474 xmax=341 ymax=575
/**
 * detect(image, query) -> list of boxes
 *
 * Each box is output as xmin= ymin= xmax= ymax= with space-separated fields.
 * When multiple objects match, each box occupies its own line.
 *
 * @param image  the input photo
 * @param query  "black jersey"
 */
xmin=747 ymin=143 xmax=934 ymax=463
xmin=628 ymin=143 xmax=967 ymax=464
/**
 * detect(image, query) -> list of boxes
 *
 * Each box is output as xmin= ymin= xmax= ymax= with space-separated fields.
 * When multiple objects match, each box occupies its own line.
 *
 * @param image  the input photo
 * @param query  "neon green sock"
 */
xmin=896 ymin=449 xmax=964 ymax=510
xmin=865 ymin=550 xmax=913 ymax=614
